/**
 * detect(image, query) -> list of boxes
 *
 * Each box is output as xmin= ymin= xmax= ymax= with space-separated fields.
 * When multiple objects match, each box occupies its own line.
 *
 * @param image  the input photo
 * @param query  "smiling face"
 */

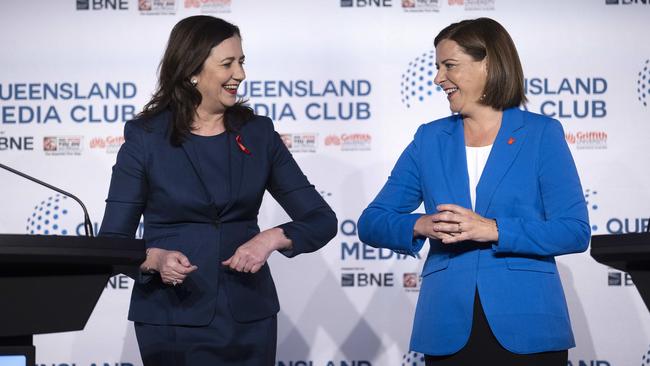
xmin=434 ymin=39 xmax=488 ymax=115
xmin=193 ymin=35 xmax=245 ymax=114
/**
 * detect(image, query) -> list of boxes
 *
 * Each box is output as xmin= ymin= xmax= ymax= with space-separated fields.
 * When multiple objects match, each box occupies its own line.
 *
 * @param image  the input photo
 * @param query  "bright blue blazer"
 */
xmin=358 ymin=107 xmax=590 ymax=355
xmin=99 ymin=111 xmax=337 ymax=326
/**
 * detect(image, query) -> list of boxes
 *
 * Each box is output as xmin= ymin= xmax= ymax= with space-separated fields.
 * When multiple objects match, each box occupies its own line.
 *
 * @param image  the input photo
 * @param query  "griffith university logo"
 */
xmin=584 ymin=188 xmax=600 ymax=232
xmin=26 ymin=194 xmax=71 ymax=235
xmin=401 ymin=49 xmax=440 ymax=108
xmin=637 ymin=58 xmax=650 ymax=107
xmin=402 ymin=351 xmax=425 ymax=366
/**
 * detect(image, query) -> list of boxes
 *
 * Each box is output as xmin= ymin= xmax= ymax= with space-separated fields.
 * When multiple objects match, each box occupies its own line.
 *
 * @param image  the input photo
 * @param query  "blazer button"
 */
xmin=214 ymin=219 xmax=221 ymax=228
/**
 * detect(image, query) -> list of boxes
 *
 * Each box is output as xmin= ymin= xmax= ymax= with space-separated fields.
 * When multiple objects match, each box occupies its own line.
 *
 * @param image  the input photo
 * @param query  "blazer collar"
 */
xmin=180 ymin=130 xmax=246 ymax=218
xmin=437 ymin=107 xmax=527 ymax=215
xmin=438 ymin=114 xmax=472 ymax=210
xmin=475 ymin=107 xmax=527 ymax=216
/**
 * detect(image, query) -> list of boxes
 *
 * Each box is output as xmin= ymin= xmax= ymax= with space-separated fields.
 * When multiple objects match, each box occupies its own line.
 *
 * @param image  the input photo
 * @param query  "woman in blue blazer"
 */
xmin=98 ymin=16 xmax=337 ymax=365
xmin=358 ymin=18 xmax=589 ymax=365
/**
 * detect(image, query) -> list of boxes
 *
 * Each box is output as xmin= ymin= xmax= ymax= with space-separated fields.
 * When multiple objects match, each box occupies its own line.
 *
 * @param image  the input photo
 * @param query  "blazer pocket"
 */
xmin=505 ymin=256 xmax=556 ymax=274
xmin=421 ymin=254 xmax=450 ymax=277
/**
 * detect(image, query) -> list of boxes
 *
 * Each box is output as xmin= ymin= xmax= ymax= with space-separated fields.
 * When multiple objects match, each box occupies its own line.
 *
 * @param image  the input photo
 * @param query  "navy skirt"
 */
xmin=134 ymin=281 xmax=277 ymax=366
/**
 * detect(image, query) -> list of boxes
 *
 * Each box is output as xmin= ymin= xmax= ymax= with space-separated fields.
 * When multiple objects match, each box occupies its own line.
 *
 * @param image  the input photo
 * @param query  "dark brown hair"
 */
xmin=434 ymin=17 xmax=527 ymax=109
xmin=138 ymin=16 xmax=253 ymax=146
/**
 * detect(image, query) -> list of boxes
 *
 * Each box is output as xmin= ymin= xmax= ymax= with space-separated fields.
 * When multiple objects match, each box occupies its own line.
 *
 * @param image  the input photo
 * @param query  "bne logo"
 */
xmin=341 ymin=0 xmax=393 ymax=7
xmin=607 ymin=271 xmax=634 ymax=287
xmin=0 ymin=136 xmax=33 ymax=151
xmin=341 ymin=272 xmax=394 ymax=287
xmin=77 ymin=0 xmax=129 ymax=10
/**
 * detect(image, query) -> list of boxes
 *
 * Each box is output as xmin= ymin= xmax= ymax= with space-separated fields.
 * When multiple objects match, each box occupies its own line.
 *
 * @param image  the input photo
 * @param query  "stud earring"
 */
xmin=190 ymin=78 xmax=198 ymax=86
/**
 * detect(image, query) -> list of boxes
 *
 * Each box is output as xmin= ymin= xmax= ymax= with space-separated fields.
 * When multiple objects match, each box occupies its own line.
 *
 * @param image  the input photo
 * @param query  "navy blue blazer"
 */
xmin=99 ymin=111 xmax=337 ymax=325
xmin=358 ymin=108 xmax=590 ymax=355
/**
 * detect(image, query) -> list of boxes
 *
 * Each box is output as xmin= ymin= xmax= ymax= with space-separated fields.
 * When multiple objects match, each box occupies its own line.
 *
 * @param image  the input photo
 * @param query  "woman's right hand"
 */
xmin=140 ymin=247 xmax=198 ymax=286
xmin=413 ymin=214 xmax=457 ymax=241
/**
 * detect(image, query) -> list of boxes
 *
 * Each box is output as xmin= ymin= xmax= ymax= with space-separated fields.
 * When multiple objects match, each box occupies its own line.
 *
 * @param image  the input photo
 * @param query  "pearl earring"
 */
xmin=190 ymin=78 xmax=198 ymax=86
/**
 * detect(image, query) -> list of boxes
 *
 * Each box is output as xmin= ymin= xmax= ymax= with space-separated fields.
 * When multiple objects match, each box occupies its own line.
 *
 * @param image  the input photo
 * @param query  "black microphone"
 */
xmin=0 ymin=162 xmax=94 ymax=237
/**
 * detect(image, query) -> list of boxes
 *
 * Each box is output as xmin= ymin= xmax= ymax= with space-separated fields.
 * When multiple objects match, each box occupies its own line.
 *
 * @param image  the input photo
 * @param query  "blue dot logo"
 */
xmin=641 ymin=344 xmax=650 ymax=366
xmin=401 ymin=50 xmax=441 ymax=108
xmin=26 ymin=194 xmax=71 ymax=235
xmin=637 ymin=59 xmax=650 ymax=107
xmin=402 ymin=351 xmax=425 ymax=366
xmin=584 ymin=188 xmax=599 ymax=232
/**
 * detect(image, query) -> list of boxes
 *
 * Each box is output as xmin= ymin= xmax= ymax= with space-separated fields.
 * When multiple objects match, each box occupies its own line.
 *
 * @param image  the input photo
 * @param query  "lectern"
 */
xmin=0 ymin=234 xmax=144 ymax=365
xmin=590 ymin=232 xmax=650 ymax=311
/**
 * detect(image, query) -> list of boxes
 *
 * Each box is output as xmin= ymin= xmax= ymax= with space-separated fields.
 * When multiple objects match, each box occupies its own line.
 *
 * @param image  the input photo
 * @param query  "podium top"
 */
xmin=0 ymin=233 xmax=144 ymax=266
xmin=591 ymin=232 xmax=650 ymax=271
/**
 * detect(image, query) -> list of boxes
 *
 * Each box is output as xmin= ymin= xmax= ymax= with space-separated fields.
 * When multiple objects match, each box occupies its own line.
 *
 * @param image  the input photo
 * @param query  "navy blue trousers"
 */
xmin=134 ymin=282 xmax=277 ymax=366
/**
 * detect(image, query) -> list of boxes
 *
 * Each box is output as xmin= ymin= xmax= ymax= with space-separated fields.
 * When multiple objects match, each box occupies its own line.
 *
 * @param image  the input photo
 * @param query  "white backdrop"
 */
xmin=1 ymin=1 xmax=649 ymax=365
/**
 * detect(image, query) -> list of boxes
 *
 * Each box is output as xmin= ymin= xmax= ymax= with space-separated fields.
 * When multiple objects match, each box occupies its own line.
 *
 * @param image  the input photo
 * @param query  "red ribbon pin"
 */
xmin=507 ymin=137 xmax=515 ymax=145
xmin=235 ymin=135 xmax=251 ymax=155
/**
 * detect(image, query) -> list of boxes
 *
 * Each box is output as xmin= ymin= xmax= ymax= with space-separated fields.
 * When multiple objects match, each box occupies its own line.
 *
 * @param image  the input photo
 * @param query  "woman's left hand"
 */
xmin=222 ymin=228 xmax=292 ymax=273
xmin=431 ymin=204 xmax=499 ymax=244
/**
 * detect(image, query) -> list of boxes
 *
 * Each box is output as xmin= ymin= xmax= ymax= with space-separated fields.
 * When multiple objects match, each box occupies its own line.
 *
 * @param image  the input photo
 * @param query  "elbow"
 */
xmin=324 ymin=209 xmax=338 ymax=242
xmin=576 ymin=220 xmax=591 ymax=253
xmin=357 ymin=209 xmax=373 ymax=246
xmin=564 ymin=219 xmax=591 ymax=254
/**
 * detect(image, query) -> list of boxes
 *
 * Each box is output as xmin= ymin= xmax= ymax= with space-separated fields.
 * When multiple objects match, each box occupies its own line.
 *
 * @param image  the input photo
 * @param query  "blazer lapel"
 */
xmin=475 ymin=108 xmax=527 ymax=216
xmin=220 ymin=131 xmax=245 ymax=215
xmin=181 ymin=138 xmax=217 ymax=207
xmin=438 ymin=115 xmax=472 ymax=210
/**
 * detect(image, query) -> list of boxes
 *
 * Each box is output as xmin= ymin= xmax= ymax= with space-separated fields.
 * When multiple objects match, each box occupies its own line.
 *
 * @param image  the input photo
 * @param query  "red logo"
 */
xmin=325 ymin=135 xmax=342 ymax=146
xmin=89 ymin=136 xmax=125 ymax=153
xmin=565 ymin=131 xmax=607 ymax=150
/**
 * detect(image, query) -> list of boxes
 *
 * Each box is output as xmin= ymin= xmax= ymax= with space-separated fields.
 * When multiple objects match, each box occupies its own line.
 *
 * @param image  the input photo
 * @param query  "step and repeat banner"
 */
xmin=1 ymin=0 xmax=649 ymax=365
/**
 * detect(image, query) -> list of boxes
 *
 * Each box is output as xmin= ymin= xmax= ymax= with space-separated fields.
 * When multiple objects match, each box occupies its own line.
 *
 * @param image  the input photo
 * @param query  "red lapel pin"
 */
xmin=235 ymin=135 xmax=251 ymax=155
xmin=507 ymin=137 xmax=515 ymax=145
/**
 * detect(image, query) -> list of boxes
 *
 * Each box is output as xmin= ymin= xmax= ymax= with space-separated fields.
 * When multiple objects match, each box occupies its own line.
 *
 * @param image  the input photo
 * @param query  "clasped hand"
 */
xmin=222 ymin=228 xmax=291 ymax=274
xmin=414 ymin=204 xmax=498 ymax=244
xmin=140 ymin=248 xmax=198 ymax=286
xmin=140 ymin=228 xmax=291 ymax=285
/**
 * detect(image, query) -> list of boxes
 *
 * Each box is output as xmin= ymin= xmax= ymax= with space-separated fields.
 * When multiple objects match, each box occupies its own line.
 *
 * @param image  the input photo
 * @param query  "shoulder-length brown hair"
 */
xmin=434 ymin=17 xmax=527 ymax=110
xmin=138 ymin=15 xmax=253 ymax=146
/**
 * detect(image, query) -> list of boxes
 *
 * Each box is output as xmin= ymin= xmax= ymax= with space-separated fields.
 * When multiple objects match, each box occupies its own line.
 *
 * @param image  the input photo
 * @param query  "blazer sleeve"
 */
xmin=357 ymin=126 xmax=426 ymax=256
xmin=98 ymin=121 xmax=148 ymax=281
xmin=265 ymin=124 xmax=337 ymax=257
xmin=99 ymin=121 xmax=147 ymax=238
xmin=493 ymin=119 xmax=591 ymax=257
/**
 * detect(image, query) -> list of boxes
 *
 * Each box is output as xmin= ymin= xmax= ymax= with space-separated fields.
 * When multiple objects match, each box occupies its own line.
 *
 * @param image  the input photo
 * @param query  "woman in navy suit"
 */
xmin=358 ymin=18 xmax=589 ymax=365
xmin=99 ymin=16 xmax=337 ymax=365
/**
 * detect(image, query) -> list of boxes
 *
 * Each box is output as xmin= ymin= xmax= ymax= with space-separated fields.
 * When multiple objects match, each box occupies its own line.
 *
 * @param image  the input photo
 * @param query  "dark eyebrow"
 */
xmin=439 ymin=58 xmax=458 ymax=64
xmin=220 ymin=55 xmax=246 ymax=63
